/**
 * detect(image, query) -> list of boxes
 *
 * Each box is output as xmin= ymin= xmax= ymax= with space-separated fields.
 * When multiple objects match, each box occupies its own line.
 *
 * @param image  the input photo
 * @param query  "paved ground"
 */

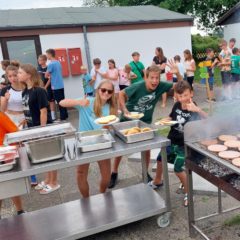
xmin=1 ymin=83 xmax=240 ymax=240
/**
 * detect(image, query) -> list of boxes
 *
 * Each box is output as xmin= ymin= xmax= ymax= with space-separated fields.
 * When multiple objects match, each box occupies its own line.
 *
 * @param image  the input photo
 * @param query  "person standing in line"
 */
xmin=80 ymin=65 xmax=94 ymax=97
xmin=228 ymin=38 xmax=236 ymax=54
xmin=106 ymin=59 xmax=120 ymax=104
xmin=90 ymin=58 xmax=107 ymax=91
xmin=18 ymin=64 xmax=60 ymax=195
xmin=218 ymin=40 xmax=232 ymax=100
xmin=45 ymin=49 xmax=68 ymax=121
xmin=129 ymin=52 xmax=145 ymax=84
xmin=152 ymin=47 xmax=168 ymax=107
xmin=173 ymin=55 xmax=185 ymax=83
xmin=0 ymin=60 xmax=10 ymax=90
xmin=38 ymin=54 xmax=56 ymax=121
xmin=183 ymin=49 xmax=196 ymax=89
xmin=118 ymin=64 xmax=137 ymax=90
xmin=230 ymin=47 xmax=240 ymax=98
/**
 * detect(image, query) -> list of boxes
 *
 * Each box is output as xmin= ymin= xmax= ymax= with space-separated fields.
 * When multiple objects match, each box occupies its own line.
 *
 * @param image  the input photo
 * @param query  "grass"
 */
xmin=194 ymin=66 xmax=222 ymax=87
xmin=224 ymin=214 xmax=240 ymax=227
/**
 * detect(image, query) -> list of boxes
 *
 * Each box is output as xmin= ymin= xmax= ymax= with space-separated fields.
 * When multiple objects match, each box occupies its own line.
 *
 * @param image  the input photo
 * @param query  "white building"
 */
xmin=0 ymin=6 xmax=193 ymax=98
xmin=217 ymin=2 xmax=240 ymax=46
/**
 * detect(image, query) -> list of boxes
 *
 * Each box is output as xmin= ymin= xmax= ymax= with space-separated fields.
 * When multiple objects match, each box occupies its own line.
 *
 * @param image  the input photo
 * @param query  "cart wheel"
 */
xmin=157 ymin=213 xmax=170 ymax=228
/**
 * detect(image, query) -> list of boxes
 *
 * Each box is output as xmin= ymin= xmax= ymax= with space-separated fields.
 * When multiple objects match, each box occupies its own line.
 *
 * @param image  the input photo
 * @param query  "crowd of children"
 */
xmin=0 ymin=38 xmax=239 ymax=217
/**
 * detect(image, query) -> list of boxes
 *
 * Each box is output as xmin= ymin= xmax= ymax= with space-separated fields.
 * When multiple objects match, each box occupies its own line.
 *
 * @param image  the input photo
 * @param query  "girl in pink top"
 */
xmin=106 ymin=59 xmax=120 ymax=105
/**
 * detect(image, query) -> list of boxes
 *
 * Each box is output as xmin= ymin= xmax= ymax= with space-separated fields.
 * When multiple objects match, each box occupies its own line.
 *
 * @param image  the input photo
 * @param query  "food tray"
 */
xmin=76 ymin=129 xmax=115 ymax=152
xmin=4 ymin=122 xmax=76 ymax=145
xmin=24 ymin=135 xmax=65 ymax=164
xmin=112 ymin=120 xmax=156 ymax=143
xmin=0 ymin=158 xmax=16 ymax=173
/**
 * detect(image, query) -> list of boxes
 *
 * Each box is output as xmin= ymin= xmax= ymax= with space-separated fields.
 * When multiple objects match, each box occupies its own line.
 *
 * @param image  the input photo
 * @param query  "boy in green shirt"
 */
xmin=129 ymin=52 xmax=145 ymax=84
xmin=108 ymin=63 xmax=182 ymax=188
xmin=231 ymin=47 xmax=240 ymax=98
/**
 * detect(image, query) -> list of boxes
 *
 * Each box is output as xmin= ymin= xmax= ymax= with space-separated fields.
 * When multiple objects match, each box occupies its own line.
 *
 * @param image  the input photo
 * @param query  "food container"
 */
xmin=112 ymin=120 xmax=157 ymax=143
xmin=76 ymin=129 xmax=115 ymax=152
xmin=24 ymin=135 xmax=65 ymax=164
xmin=4 ymin=122 xmax=76 ymax=145
xmin=0 ymin=155 xmax=16 ymax=173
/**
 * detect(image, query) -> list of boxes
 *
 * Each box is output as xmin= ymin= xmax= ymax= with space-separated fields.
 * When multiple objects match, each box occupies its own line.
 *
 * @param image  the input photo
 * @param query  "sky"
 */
xmin=0 ymin=0 xmax=204 ymax=35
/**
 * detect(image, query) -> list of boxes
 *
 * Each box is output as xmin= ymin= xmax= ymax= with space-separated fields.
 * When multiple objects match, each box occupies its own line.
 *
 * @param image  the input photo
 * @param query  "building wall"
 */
xmin=40 ymin=33 xmax=86 ymax=99
xmin=224 ymin=23 xmax=240 ymax=46
xmin=87 ymin=26 xmax=192 ymax=69
xmin=1 ymin=26 xmax=192 ymax=98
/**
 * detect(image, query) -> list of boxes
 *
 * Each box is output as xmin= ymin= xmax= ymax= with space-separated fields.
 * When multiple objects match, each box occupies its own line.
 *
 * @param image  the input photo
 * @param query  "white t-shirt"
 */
xmin=184 ymin=59 xmax=195 ymax=77
xmin=1 ymin=86 xmax=23 ymax=112
xmin=90 ymin=66 xmax=106 ymax=89
xmin=174 ymin=62 xmax=186 ymax=78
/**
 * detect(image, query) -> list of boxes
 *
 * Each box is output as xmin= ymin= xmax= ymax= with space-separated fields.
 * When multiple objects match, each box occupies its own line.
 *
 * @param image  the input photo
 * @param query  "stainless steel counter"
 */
xmin=0 ymin=134 xmax=172 ymax=239
xmin=0 ymin=135 xmax=170 ymax=182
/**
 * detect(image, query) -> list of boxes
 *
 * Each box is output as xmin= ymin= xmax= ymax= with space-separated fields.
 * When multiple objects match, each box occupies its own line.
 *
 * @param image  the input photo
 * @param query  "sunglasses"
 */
xmin=99 ymin=88 xmax=114 ymax=94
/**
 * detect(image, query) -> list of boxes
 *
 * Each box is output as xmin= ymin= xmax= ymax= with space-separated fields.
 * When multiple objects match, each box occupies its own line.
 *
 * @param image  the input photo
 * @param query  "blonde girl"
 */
xmin=18 ymin=64 xmax=59 ymax=195
xmin=60 ymin=80 xmax=117 ymax=198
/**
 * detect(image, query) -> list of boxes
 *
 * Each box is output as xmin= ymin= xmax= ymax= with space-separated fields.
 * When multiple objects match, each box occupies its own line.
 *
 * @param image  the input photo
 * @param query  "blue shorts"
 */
xmin=221 ymin=71 xmax=231 ymax=85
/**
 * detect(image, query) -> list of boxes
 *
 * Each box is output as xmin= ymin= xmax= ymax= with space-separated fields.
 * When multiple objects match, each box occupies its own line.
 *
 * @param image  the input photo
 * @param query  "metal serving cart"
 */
xmin=184 ymin=115 xmax=240 ymax=240
xmin=0 ymin=123 xmax=171 ymax=240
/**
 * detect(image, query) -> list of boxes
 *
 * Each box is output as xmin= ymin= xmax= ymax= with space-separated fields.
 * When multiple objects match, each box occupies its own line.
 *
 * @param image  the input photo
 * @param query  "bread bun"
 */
xmin=97 ymin=115 xmax=117 ymax=124
xmin=141 ymin=127 xmax=151 ymax=132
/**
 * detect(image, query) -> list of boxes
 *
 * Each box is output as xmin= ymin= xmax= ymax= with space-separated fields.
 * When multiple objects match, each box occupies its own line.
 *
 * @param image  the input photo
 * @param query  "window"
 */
xmin=1 ymin=36 xmax=42 ymax=66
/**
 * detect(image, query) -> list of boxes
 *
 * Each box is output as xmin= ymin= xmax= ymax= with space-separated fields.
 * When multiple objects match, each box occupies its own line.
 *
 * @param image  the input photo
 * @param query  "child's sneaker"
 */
xmin=176 ymin=183 xmax=184 ymax=194
xmin=148 ymin=180 xmax=163 ymax=189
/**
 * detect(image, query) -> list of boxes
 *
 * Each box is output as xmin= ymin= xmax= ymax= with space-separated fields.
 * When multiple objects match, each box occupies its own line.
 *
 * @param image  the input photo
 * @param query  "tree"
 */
xmin=83 ymin=0 xmax=239 ymax=33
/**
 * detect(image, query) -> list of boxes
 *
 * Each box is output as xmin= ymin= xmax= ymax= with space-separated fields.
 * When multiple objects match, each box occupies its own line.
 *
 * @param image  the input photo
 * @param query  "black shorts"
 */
xmin=46 ymin=86 xmax=54 ymax=102
xmin=231 ymin=73 xmax=240 ymax=82
xmin=119 ymin=85 xmax=129 ymax=91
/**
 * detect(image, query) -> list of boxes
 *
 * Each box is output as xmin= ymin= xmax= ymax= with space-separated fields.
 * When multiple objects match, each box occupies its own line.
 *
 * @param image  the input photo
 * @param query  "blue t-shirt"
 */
xmin=74 ymin=97 xmax=110 ymax=131
xmin=47 ymin=60 xmax=64 ymax=90
xmin=82 ymin=73 xmax=94 ymax=94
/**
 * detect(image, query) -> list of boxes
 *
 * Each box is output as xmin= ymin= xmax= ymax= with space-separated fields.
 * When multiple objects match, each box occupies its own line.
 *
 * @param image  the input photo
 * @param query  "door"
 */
xmin=1 ymin=36 xmax=42 ymax=66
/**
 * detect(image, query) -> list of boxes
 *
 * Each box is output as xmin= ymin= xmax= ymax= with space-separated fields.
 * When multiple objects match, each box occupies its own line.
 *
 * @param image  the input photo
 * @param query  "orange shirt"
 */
xmin=0 ymin=112 xmax=18 ymax=145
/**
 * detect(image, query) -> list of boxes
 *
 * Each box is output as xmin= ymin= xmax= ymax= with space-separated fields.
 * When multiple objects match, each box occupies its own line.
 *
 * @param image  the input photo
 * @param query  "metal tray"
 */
xmin=0 ymin=159 xmax=16 ymax=173
xmin=24 ymin=135 xmax=65 ymax=164
xmin=76 ymin=129 xmax=115 ymax=152
xmin=4 ymin=122 xmax=76 ymax=145
xmin=112 ymin=120 xmax=156 ymax=143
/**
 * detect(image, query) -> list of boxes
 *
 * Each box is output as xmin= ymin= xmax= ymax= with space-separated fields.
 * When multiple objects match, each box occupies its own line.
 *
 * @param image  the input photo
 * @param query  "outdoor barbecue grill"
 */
xmin=184 ymin=115 xmax=240 ymax=240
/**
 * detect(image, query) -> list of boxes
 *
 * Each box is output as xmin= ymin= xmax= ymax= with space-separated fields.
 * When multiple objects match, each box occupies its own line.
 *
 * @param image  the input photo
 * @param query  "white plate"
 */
xmin=155 ymin=120 xmax=178 ymax=126
xmin=124 ymin=112 xmax=144 ymax=120
xmin=94 ymin=117 xmax=120 ymax=126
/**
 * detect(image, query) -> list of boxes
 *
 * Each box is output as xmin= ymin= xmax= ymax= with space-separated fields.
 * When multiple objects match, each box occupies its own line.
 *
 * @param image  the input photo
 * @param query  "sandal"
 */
xmin=39 ymin=184 xmax=60 ymax=195
xmin=34 ymin=181 xmax=46 ymax=190
xmin=184 ymin=194 xmax=188 ymax=207
xmin=148 ymin=180 xmax=164 ymax=190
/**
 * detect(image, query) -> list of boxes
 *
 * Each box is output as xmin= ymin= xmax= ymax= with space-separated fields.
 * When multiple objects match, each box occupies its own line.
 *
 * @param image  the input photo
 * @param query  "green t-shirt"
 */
xmin=231 ymin=55 xmax=240 ymax=74
xmin=129 ymin=61 xmax=145 ymax=84
xmin=123 ymin=81 xmax=173 ymax=123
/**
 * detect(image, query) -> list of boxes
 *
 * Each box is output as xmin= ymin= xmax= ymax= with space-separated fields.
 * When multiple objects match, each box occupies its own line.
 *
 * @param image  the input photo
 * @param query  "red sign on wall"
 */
xmin=68 ymin=48 xmax=83 ymax=76
xmin=54 ymin=48 xmax=70 ymax=77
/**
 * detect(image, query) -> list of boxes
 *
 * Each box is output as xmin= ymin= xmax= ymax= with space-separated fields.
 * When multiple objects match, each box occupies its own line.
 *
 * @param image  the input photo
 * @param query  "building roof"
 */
xmin=0 ymin=5 xmax=193 ymax=31
xmin=217 ymin=2 xmax=240 ymax=25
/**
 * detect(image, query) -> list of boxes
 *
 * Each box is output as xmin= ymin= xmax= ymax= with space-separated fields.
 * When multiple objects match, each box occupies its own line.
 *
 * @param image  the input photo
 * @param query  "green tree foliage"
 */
xmin=192 ymin=34 xmax=221 ymax=60
xmin=83 ymin=0 xmax=239 ymax=32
